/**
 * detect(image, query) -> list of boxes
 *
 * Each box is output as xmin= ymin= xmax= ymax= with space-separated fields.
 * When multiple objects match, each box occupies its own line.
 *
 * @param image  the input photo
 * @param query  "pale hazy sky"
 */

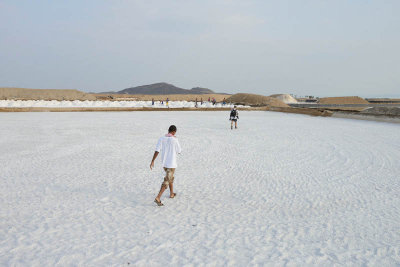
xmin=1 ymin=0 xmax=399 ymax=97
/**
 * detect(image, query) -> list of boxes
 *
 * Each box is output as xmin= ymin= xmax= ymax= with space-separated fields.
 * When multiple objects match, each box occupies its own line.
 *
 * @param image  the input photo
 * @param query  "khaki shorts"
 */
xmin=162 ymin=168 xmax=175 ymax=186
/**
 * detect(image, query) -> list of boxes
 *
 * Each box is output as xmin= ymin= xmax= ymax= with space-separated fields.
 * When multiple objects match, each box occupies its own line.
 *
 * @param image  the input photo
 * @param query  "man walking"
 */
xmin=150 ymin=125 xmax=182 ymax=206
xmin=229 ymin=105 xmax=239 ymax=129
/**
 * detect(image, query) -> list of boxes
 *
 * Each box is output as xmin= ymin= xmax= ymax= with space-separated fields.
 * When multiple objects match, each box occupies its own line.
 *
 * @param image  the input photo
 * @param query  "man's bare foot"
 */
xmin=170 ymin=193 xmax=177 ymax=198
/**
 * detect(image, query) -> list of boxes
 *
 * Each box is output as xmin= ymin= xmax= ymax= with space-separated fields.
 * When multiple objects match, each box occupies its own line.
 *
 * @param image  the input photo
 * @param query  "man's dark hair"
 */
xmin=168 ymin=125 xmax=177 ymax=133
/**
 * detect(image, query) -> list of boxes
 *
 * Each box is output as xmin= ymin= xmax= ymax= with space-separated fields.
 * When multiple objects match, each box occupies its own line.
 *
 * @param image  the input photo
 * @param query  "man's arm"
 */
xmin=176 ymin=139 xmax=182 ymax=154
xmin=150 ymin=151 xmax=159 ymax=170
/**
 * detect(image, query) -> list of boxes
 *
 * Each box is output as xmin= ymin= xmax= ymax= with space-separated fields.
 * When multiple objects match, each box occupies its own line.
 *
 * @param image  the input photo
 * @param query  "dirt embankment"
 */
xmin=0 ymin=88 xmax=96 ymax=101
xmin=265 ymin=107 xmax=333 ymax=117
xmin=318 ymin=96 xmax=369 ymax=105
xmin=367 ymin=98 xmax=400 ymax=104
xmin=226 ymin=93 xmax=289 ymax=107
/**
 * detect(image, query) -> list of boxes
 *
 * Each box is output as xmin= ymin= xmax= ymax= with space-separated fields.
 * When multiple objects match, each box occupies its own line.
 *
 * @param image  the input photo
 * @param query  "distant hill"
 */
xmin=115 ymin=83 xmax=215 ymax=95
xmin=189 ymin=87 xmax=214 ymax=94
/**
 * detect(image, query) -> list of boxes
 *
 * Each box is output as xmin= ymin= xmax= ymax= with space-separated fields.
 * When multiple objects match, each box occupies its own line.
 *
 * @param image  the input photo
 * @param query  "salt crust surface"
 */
xmin=0 ymin=100 xmax=239 ymax=108
xmin=0 ymin=111 xmax=399 ymax=266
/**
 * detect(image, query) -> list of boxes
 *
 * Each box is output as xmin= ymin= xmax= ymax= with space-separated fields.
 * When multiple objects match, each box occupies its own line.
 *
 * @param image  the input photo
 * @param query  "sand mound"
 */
xmin=319 ymin=96 xmax=369 ymax=105
xmin=0 ymin=88 xmax=96 ymax=101
xmin=226 ymin=93 xmax=289 ymax=107
xmin=269 ymin=94 xmax=298 ymax=104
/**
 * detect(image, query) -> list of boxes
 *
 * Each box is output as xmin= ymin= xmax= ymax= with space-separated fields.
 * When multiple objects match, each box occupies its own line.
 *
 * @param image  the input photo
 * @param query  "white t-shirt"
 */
xmin=155 ymin=135 xmax=182 ymax=168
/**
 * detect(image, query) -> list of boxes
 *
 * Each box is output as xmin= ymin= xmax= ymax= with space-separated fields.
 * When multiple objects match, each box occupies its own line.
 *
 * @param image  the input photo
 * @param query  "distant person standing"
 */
xmin=229 ymin=105 xmax=239 ymax=129
xmin=150 ymin=125 xmax=182 ymax=206
xmin=166 ymin=97 xmax=169 ymax=108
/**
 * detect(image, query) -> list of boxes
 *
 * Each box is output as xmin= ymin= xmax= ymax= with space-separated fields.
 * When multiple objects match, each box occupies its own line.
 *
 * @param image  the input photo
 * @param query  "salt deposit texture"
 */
xmin=1 ymin=111 xmax=399 ymax=266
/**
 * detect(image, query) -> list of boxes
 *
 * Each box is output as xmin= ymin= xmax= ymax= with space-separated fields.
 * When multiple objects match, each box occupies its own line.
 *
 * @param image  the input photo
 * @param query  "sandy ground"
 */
xmin=0 ymin=87 xmax=96 ymax=101
xmin=318 ymin=96 xmax=369 ymax=105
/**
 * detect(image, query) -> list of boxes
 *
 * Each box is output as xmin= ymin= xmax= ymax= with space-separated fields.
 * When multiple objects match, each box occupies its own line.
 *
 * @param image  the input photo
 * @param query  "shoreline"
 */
xmin=331 ymin=111 xmax=400 ymax=123
xmin=0 ymin=107 xmax=236 ymax=112
xmin=1 ymin=106 xmax=399 ymax=124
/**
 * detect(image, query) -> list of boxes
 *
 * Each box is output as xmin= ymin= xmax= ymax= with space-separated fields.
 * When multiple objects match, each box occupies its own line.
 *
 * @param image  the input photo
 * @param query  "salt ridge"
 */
xmin=0 ymin=100 xmax=246 ymax=108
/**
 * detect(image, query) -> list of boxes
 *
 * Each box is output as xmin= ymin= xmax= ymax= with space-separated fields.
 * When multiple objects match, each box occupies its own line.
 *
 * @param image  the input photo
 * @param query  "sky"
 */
xmin=0 ymin=0 xmax=399 ymax=97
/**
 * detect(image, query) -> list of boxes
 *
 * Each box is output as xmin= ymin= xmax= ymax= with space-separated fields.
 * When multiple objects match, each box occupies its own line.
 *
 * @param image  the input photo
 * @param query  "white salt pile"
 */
xmin=0 ymin=100 xmax=247 ymax=108
xmin=269 ymin=94 xmax=298 ymax=104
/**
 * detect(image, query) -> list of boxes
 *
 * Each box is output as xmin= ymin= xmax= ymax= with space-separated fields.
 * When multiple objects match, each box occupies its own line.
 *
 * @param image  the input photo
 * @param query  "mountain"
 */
xmin=115 ymin=83 xmax=215 ymax=95
xmin=189 ymin=87 xmax=214 ymax=94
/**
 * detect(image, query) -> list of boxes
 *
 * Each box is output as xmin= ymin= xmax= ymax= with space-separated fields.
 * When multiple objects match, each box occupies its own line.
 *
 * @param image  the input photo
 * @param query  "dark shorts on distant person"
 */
xmin=230 ymin=117 xmax=237 ymax=122
xmin=162 ymin=167 xmax=175 ymax=186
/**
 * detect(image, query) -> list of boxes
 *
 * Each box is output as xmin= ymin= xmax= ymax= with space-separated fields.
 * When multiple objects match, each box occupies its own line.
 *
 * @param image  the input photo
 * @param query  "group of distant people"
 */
xmin=151 ymin=98 xmax=169 ymax=107
xmin=207 ymin=97 xmax=227 ymax=106
xmin=194 ymin=97 xmax=227 ymax=107
xmin=151 ymin=97 xmax=228 ymax=107
xmin=150 ymin=106 xmax=239 ymax=206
